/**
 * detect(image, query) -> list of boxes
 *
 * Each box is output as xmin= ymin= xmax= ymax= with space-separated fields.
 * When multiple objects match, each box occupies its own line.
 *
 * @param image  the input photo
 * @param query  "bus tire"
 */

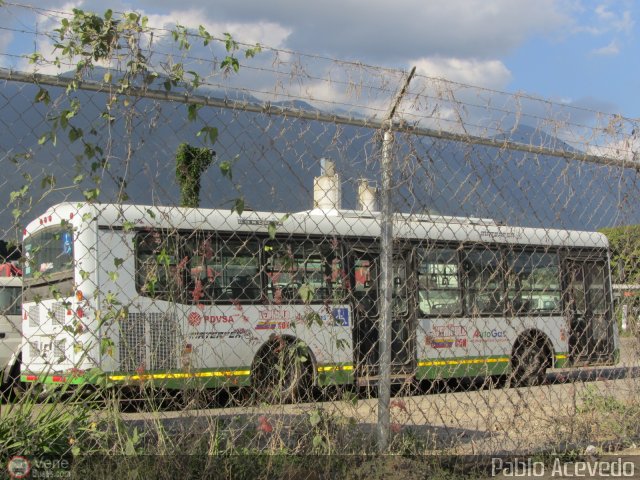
xmin=251 ymin=337 xmax=313 ymax=403
xmin=510 ymin=333 xmax=551 ymax=387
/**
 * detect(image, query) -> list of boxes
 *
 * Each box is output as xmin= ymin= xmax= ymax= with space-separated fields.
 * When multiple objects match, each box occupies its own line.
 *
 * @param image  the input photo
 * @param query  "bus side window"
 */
xmin=183 ymin=235 xmax=261 ymax=304
xmin=185 ymin=234 xmax=220 ymax=303
xmin=353 ymin=258 xmax=378 ymax=317
xmin=507 ymin=250 xmax=561 ymax=314
xmin=264 ymin=239 xmax=345 ymax=304
xmin=463 ymin=247 xmax=504 ymax=315
xmin=220 ymin=239 xmax=261 ymax=302
xmin=417 ymin=247 xmax=462 ymax=317
xmin=135 ymin=230 xmax=184 ymax=301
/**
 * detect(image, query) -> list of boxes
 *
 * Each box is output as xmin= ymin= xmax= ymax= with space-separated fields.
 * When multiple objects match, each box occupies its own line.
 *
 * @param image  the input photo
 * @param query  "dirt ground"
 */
xmin=121 ymin=337 xmax=640 ymax=460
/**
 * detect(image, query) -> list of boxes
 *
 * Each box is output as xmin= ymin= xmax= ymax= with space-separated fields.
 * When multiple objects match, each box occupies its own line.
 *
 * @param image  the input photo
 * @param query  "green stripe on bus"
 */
xmin=21 ymin=353 xmax=570 ymax=388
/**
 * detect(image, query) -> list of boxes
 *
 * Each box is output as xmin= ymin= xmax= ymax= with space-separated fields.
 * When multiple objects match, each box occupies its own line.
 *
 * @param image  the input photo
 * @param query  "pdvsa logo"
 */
xmin=188 ymin=312 xmax=202 ymax=327
xmin=7 ymin=456 xmax=30 ymax=479
xmin=188 ymin=312 xmax=235 ymax=327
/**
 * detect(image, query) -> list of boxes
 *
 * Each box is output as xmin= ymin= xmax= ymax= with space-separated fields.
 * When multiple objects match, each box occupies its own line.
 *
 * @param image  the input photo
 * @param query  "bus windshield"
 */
xmin=23 ymin=227 xmax=74 ymax=280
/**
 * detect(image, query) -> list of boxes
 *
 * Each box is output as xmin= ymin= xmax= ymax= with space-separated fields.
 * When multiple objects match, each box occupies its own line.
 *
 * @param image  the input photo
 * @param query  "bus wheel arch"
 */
xmin=251 ymin=334 xmax=315 ymax=402
xmin=510 ymin=329 xmax=553 ymax=387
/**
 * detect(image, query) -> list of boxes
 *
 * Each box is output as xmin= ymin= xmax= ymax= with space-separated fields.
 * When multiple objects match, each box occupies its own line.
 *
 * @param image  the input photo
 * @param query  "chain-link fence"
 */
xmin=1 ymin=4 xmax=640 ymax=478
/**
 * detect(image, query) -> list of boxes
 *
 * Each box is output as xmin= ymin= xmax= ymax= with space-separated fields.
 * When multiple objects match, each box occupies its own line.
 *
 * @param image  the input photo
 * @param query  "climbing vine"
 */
xmin=175 ymin=143 xmax=215 ymax=208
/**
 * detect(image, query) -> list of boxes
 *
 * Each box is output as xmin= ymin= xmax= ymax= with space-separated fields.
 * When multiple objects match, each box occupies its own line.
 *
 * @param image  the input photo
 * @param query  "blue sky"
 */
xmin=0 ymin=0 xmax=637 ymax=120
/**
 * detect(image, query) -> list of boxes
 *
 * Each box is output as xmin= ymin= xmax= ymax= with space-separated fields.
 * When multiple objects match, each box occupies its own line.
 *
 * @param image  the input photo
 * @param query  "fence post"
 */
xmin=377 ymin=67 xmax=416 ymax=452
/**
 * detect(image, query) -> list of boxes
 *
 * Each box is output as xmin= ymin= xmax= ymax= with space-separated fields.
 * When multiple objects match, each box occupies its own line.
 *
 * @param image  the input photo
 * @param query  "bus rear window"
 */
xmin=24 ymin=228 xmax=74 ymax=279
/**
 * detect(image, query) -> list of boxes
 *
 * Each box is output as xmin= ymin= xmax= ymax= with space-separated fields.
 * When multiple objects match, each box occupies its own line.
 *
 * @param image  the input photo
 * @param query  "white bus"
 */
xmin=0 ymin=274 xmax=23 ymax=396
xmin=20 ymin=202 xmax=619 ymax=399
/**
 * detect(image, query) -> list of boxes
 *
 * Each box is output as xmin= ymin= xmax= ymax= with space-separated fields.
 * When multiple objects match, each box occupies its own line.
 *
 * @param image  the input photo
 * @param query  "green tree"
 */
xmin=599 ymin=225 xmax=640 ymax=283
xmin=175 ymin=143 xmax=215 ymax=208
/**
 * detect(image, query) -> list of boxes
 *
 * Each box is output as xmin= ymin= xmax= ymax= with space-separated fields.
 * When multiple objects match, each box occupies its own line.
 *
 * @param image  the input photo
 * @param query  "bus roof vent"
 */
xmin=313 ymin=158 xmax=341 ymax=210
xmin=357 ymin=179 xmax=379 ymax=213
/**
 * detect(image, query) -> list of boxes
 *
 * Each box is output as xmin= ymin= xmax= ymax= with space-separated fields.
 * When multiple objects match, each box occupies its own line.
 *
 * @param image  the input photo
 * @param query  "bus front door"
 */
xmin=351 ymin=250 xmax=415 ymax=384
xmin=565 ymin=259 xmax=614 ymax=364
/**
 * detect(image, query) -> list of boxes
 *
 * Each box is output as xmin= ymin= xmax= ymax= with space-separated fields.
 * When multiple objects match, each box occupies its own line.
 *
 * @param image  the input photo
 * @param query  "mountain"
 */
xmin=0 ymin=72 xmax=637 ymax=238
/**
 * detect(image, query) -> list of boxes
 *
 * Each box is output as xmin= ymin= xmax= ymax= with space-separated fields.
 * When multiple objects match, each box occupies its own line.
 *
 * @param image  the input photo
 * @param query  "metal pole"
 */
xmin=377 ymin=67 xmax=416 ymax=452
xmin=377 ymin=128 xmax=394 ymax=450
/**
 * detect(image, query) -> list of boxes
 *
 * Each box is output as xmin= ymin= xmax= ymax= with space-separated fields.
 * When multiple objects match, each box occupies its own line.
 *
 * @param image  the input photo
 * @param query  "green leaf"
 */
xmin=114 ymin=257 xmax=124 ymax=268
xmin=103 ymin=72 xmax=112 ymax=83
xmin=187 ymin=104 xmax=199 ymax=122
xmin=299 ymin=284 xmax=314 ymax=304
xmin=125 ymin=438 xmax=137 ymax=456
xmin=100 ymin=337 xmax=115 ymax=356
xmin=40 ymin=175 xmax=56 ymax=189
xmin=223 ymin=33 xmax=237 ymax=52
xmin=232 ymin=198 xmax=245 ymax=215
xmin=309 ymin=410 xmax=321 ymax=427
xmin=197 ymin=126 xmax=218 ymax=144
xmin=312 ymin=435 xmax=324 ymax=448
xmin=245 ymin=44 xmax=262 ymax=59
xmin=69 ymin=127 xmax=83 ymax=143
xmin=83 ymin=188 xmax=100 ymax=201
xmin=34 ymin=88 xmax=50 ymax=105
xmin=221 ymin=56 xmax=240 ymax=73
xmin=219 ymin=161 xmax=232 ymax=180
xmin=187 ymin=70 xmax=201 ymax=88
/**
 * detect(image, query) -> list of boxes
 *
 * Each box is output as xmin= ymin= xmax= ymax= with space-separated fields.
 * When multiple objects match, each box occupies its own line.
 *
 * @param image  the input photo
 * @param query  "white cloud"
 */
xmin=1 ymin=0 xmax=577 ymax=75
xmin=595 ymin=4 xmax=633 ymax=34
xmin=595 ymin=4 xmax=616 ymax=21
xmin=0 ymin=30 xmax=14 ymax=68
xmin=112 ymin=0 xmax=572 ymax=63
xmin=591 ymin=40 xmax=620 ymax=56
xmin=574 ymin=3 xmax=634 ymax=36
xmin=412 ymin=57 xmax=512 ymax=90
xmin=144 ymin=10 xmax=291 ymax=47
xmin=586 ymin=137 xmax=639 ymax=162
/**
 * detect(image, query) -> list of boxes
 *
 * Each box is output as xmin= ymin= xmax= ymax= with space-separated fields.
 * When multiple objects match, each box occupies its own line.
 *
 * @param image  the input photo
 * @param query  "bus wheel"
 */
xmin=252 ymin=338 xmax=312 ymax=403
xmin=510 ymin=334 xmax=549 ymax=387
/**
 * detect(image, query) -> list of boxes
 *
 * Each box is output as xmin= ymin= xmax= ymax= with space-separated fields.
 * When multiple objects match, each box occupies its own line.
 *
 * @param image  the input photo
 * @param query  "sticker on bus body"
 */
xmin=321 ymin=307 xmax=349 ymax=327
